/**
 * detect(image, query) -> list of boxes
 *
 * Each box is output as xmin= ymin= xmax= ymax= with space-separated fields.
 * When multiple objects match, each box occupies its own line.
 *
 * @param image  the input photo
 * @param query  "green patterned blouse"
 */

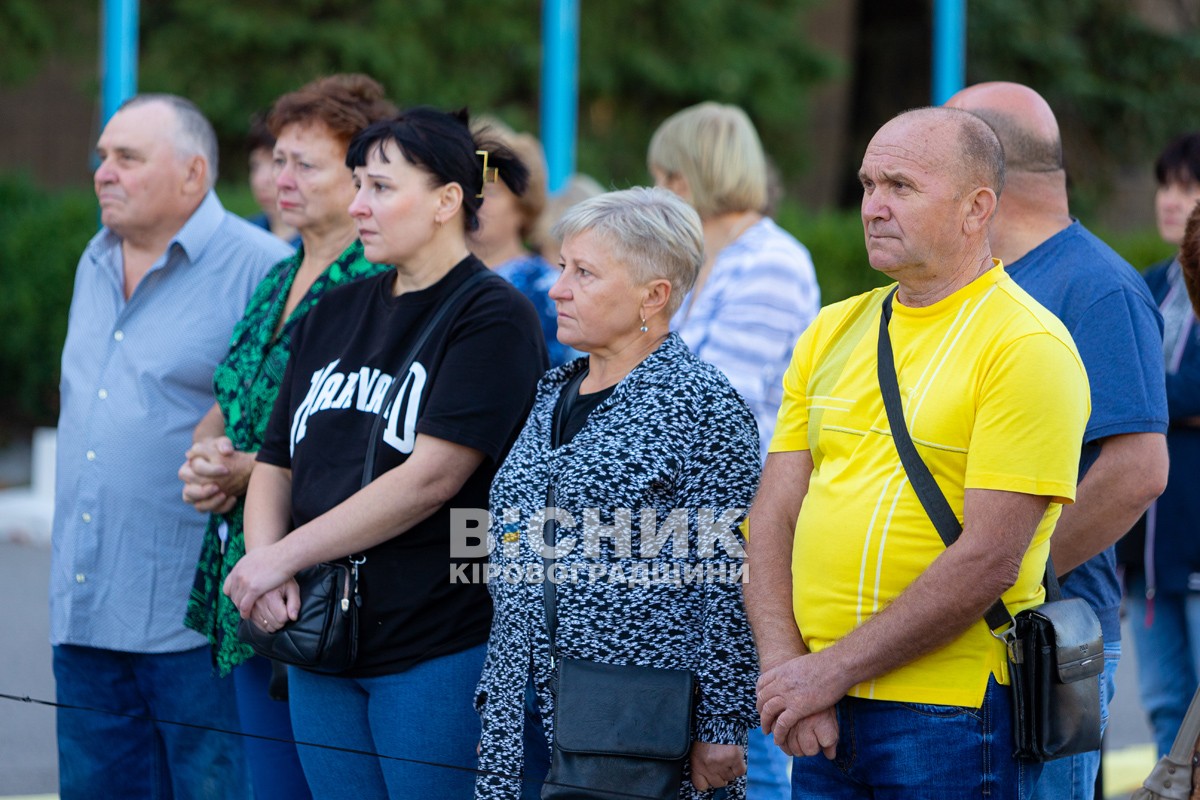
xmin=184 ymin=240 xmax=389 ymax=675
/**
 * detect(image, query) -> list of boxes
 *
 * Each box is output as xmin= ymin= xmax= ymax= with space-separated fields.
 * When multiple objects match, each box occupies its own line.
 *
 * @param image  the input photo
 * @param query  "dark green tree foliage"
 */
xmin=967 ymin=0 xmax=1200 ymax=203
xmin=574 ymin=0 xmax=834 ymax=183
xmin=0 ymin=1 xmax=56 ymax=84
xmin=130 ymin=0 xmax=832 ymax=187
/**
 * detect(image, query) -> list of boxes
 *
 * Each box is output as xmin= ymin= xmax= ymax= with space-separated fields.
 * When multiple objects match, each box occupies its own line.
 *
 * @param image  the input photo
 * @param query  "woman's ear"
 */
xmin=435 ymin=182 xmax=464 ymax=225
xmin=641 ymin=278 xmax=673 ymax=319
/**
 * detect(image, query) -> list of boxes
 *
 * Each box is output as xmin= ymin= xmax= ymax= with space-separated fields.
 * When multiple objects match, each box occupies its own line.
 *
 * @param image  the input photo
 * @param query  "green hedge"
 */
xmin=0 ymin=175 xmax=94 ymax=430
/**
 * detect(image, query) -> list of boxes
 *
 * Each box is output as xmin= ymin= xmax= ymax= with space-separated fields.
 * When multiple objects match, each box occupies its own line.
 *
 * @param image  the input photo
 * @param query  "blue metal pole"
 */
xmin=101 ymin=0 xmax=139 ymax=126
xmin=932 ymin=0 xmax=965 ymax=105
xmin=541 ymin=0 xmax=579 ymax=195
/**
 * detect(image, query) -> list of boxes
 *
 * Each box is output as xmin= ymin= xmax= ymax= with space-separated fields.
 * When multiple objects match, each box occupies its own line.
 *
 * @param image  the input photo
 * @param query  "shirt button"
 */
xmin=86 ymin=450 xmax=96 ymax=461
xmin=75 ymin=574 xmax=86 ymax=584
xmin=81 ymin=512 xmax=92 ymax=523
xmin=97 ymin=389 xmax=108 ymax=400
xmin=113 ymin=330 xmax=124 ymax=342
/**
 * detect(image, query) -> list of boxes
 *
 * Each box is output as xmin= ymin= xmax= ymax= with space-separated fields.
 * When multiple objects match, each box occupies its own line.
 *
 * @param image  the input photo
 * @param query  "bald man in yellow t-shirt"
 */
xmin=746 ymin=107 xmax=1090 ymax=799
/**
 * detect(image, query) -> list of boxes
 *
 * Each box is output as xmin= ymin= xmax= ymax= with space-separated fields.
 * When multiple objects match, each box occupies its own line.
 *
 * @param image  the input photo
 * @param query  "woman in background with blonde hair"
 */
xmin=649 ymin=100 xmax=820 ymax=800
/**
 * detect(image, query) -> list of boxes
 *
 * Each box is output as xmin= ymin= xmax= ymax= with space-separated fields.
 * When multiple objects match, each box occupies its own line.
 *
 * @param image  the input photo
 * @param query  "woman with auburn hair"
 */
xmin=179 ymin=73 xmax=396 ymax=798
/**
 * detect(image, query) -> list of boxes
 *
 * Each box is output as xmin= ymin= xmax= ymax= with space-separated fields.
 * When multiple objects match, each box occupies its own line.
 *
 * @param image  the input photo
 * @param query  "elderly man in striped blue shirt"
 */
xmin=50 ymin=94 xmax=290 ymax=798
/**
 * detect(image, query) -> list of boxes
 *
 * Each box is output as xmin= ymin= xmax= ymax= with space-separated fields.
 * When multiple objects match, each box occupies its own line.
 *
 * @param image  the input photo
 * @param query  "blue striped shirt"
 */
xmin=672 ymin=218 xmax=820 ymax=460
xmin=50 ymin=191 xmax=290 ymax=652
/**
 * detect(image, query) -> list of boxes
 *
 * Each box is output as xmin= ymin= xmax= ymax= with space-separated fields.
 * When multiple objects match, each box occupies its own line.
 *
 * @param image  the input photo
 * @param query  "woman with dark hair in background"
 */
xmin=1120 ymin=132 xmax=1200 ymax=758
xmin=179 ymin=73 xmax=396 ymax=799
xmin=222 ymin=107 xmax=547 ymax=798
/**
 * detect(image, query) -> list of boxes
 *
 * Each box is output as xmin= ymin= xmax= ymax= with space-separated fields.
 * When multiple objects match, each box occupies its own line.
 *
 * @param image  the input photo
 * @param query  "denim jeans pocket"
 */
xmin=898 ymin=700 xmax=981 ymax=720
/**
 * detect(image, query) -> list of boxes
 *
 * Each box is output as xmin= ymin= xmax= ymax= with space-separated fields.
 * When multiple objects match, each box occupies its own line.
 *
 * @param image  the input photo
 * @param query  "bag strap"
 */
xmin=1137 ymin=685 xmax=1200 ymax=799
xmin=361 ymin=268 xmax=493 ymax=487
xmin=341 ymin=267 xmax=493 ymax=571
xmin=876 ymin=288 xmax=1025 ymax=634
xmin=542 ymin=368 xmax=588 ymax=667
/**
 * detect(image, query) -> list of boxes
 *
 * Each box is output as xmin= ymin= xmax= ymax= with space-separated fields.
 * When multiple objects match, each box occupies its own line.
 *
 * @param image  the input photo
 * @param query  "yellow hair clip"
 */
xmin=476 ymin=150 xmax=499 ymax=198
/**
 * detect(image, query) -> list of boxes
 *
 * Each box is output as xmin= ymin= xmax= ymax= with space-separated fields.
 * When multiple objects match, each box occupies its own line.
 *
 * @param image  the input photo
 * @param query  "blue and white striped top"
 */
xmin=50 ymin=191 xmax=290 ymax=652
xmin=672 ymin=217 xmax=820 ymax=460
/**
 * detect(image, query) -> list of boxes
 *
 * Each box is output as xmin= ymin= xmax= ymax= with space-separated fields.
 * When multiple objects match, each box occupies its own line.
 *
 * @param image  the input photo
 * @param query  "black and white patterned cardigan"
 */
xmin=474 ymin=333 xmax=761 ymax=800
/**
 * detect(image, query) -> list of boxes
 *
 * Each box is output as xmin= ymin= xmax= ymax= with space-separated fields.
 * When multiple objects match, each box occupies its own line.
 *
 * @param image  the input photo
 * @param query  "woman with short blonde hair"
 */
xmin=475 ymin=187 xmax=760 ymax=800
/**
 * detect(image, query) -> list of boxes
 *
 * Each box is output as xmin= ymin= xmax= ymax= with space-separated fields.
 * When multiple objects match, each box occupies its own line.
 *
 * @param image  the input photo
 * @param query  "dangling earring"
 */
xmin=640 ymin=315 xmax=648 ymax=333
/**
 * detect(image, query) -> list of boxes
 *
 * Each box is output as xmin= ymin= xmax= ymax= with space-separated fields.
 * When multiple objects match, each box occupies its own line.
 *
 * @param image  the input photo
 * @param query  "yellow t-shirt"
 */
xmin=769 ymin=264 xmax=1090 ymax=707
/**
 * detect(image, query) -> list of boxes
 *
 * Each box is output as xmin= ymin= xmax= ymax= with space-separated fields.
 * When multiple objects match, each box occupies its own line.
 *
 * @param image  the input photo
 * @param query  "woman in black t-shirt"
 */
xmin=223 ymin=108 xmax=548 ymax=798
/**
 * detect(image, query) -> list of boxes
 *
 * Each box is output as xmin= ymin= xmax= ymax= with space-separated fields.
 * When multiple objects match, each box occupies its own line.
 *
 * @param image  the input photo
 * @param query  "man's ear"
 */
xmin=182 ymin=155 xmax=208 ymax=196
xmin=962 ymin=186 xmax=998 ymax=236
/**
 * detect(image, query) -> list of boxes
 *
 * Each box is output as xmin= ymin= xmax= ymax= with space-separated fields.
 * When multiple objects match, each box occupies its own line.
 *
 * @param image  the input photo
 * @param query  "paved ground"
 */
xmin=0 ymin=540 xmax=57 ymax=795
xmin=0 ymin=534 xmax=1164 ymax=798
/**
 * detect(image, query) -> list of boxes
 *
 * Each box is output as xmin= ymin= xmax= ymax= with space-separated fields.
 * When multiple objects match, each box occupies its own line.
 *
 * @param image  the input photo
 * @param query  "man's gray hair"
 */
xmin=120 ymin=94 xmax=219 ymax=189
xmin=551 ymin=186 xmax=703 ymax=317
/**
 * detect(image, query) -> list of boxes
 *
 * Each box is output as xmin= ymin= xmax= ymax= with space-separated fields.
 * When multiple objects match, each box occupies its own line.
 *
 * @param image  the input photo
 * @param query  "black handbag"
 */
xmin=539 ymin=372 xmax=696 ymax=800
xmin=876 ymin=287 xmax=1103 ymax=762
xmin=236 ymin=559 xmax=361 ymax=673
xmin=237 ymin=269 xmax=494 ymax=673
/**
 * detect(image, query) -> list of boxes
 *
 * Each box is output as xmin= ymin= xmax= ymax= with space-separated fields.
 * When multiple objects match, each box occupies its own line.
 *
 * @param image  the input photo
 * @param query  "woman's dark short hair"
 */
xmin=268 ymin=74 xmax=397 ymax=149
xmin=346 ymin=107 xmax=529 ymax=233
xmin=246 ymin=111 xmax=275 ymax=154
xmin=1156 ymin=132 xmax=1200 ymax=187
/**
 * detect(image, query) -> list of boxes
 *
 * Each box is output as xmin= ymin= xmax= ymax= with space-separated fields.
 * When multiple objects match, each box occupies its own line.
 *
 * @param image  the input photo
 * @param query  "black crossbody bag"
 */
xmin=539 ymin=370 xmax=696 ymax=800
xmin=876 ymin=287 xmax=1103 ymax=762
xmin=238 ymin=269 xmax=492 ymax=673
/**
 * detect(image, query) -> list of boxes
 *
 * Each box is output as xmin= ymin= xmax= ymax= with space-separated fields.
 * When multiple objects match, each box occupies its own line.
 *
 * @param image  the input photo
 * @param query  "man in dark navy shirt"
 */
xmin=947 ymin=81 xmax=1169 ymax=800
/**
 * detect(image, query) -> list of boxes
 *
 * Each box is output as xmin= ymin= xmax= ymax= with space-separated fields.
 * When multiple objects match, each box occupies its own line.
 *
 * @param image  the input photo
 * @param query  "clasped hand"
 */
xmin=178 ymin=436 xmax=253 ymax=514
xmin=756 ymin=652 xmax=844 ymax=760
xmin=689 ymin=741 xmax=745 ymax=791
xmin=222 ymin=546 xmax=300 ymax=633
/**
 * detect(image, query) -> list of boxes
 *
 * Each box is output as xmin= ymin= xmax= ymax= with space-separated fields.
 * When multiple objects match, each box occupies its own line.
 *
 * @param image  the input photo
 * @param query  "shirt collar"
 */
xmin=169 ymin=190 xmax=225 ymax=263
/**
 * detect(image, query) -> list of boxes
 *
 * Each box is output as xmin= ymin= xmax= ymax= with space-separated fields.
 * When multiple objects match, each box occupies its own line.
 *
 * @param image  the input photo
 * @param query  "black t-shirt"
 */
xmin=554 ymin=374 xmax=614 ymax=447
xmin=259 ymin=255 xmax=548 ymax=676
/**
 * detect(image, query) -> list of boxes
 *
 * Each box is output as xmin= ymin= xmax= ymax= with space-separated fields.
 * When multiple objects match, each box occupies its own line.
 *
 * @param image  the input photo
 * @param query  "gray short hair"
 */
xmin=551 ymin=187 xmax=703 ymax=316
xmin=120 ymin=94 xmax=219 ymax=189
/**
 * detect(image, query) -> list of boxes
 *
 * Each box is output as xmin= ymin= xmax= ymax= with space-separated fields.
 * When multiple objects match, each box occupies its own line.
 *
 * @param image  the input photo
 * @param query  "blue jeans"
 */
xmin=53 ymin=644 xmax=247 ymax=800
xmin=1127 ymin=577 xmax=1200 ymax=756
xmin=232 ymin=657 xmax=311 ymax=800
xmin=746 ymin=728 xmax=791 ymax=800
xmin=790 ymin=676 xmax=1040 ymax=799
xmin=288 ymin=643 xmax=486 ymax=798
xmin=522 ymin=679 xmax=551 ymax=800
xmin=1030 ymin=642 xmax=1119 ymax=800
